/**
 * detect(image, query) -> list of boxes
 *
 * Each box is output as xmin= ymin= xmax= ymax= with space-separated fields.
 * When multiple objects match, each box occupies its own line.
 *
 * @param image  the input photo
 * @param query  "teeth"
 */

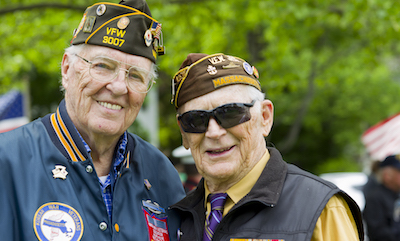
xmin=210 ymin=148 xmax=229 ymax=154
xmin=98 ymin=101 xmax=122 ymax=110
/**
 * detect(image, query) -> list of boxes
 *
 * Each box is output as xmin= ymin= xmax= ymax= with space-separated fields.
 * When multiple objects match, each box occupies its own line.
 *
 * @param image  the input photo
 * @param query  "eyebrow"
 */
xmin=93 ymin=55 xmax=151 ymax=71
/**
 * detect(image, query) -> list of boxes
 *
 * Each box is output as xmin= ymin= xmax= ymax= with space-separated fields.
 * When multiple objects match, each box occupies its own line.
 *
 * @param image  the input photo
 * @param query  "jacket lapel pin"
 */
xmin=52 ymin=165 xmax=68 ymax=180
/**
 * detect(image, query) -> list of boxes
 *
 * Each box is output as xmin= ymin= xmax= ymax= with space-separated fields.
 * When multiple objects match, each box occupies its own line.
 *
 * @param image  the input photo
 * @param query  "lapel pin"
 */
xmin=144 ymin=179 xmax=152 ymax=190
xmin=52 ymin=165 xmax=68 ymax=180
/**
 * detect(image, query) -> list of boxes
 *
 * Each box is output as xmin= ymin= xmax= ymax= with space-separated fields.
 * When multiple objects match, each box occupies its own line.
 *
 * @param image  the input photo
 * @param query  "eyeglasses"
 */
xmin=74 ymin=54 xmax=155 ymax=93
xmin=178 ymin=100 xmax=256 ymax=133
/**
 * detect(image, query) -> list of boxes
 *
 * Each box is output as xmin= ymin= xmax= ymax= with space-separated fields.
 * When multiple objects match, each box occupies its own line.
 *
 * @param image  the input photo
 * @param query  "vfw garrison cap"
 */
xmin=172 ymin=53 xmax=261 ymax=108
xmin=71 ymin=0 xmax=164 ymax=63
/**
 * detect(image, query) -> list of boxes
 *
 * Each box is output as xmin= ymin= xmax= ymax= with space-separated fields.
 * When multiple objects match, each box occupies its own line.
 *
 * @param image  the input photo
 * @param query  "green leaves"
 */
xmin=1 ymin=0 xmax=400 ymax=173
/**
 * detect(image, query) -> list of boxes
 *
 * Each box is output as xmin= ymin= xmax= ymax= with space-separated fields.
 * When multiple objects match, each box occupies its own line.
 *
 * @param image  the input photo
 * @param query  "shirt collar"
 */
xmin=76 ymin=128 xmax=128 ymax=172
xmin=204 ymin=149 xmax=270 ymax=207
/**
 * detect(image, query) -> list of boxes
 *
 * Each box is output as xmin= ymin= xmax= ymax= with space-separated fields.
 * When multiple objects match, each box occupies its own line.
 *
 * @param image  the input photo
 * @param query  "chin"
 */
xmin=91 ymin=122 xmax=124 ymax=136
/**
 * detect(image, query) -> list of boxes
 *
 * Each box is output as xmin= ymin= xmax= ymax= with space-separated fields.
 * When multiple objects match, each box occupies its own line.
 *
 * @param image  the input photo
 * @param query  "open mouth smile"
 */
xmin=207 ymin=146 xmax=234 ymax=155
xmin=98 ymin=101 xmax=122 ymax=110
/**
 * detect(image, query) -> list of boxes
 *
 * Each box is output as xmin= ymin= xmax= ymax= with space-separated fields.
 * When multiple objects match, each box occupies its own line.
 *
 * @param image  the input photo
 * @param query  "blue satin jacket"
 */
xmin=0 ymin=100 xmax=185 ymax=241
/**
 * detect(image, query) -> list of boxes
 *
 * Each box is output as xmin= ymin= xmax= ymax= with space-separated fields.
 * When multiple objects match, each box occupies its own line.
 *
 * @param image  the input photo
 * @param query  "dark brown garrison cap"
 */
xmin=71 ymin=0 xmax=164 ymax=63
xmin=172 ymin=53 xmax=261 ymax=108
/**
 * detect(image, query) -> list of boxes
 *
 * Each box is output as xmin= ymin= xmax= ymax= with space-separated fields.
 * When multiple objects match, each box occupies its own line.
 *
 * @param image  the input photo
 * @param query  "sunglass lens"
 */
xmin=179 ymin=111 xmax=210 ymax=133
xmin=215 ymin=104 xmax=251 ymax=129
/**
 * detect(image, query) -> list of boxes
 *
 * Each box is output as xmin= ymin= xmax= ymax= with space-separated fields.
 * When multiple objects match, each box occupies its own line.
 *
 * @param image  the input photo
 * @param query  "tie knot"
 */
xmin=209 ymin=193 xmax=228 ymax=211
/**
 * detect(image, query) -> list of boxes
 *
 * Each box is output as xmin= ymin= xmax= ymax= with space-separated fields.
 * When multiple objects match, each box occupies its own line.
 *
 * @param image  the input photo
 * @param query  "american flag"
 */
xmin=150 ymin=22 xmax=162 ymax=40
xmin=361 ymin=112 xmax=400 ymax=160
xmin=0 ymin=90 xmax=29 ymax=133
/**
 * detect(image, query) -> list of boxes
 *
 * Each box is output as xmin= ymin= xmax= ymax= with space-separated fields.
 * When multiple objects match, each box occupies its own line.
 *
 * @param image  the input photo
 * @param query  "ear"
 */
xmin=260 ymin=99 xmax=274 ymax=137
xmin=61 ymin=53 xmax=71 ymax=90
xmin=176 ymin=114 xmax=190 ymax=149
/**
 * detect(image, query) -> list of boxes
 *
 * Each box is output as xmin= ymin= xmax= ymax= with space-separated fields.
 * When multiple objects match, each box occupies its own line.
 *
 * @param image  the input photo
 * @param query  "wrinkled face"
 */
xmin=178 ymin=85 xmax=274 ymax=187
xmin=61 ymin=45 xmax=152 ymax=140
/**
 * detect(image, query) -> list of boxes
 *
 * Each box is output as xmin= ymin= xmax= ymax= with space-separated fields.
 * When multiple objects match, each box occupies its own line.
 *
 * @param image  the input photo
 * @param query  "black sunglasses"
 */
xmin=178 ymin=100 xmax=256 ymax=133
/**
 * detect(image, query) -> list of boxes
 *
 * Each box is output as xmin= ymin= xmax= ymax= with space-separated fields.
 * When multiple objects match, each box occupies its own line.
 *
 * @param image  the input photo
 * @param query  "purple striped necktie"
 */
xmin=203 ymin=193 xmax=228 ymax=241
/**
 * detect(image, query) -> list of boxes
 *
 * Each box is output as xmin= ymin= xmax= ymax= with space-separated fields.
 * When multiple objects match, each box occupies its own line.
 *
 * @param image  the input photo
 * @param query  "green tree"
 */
xmin=1 ymin=0 xmax=400 ymax=174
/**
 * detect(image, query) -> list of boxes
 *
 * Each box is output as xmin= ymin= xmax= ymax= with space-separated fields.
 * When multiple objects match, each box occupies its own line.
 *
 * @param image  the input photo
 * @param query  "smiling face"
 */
xmin=178 ymin=85 xmax=274 ymax=191
xmin=61 ymin=45 xmax=152 ymax=142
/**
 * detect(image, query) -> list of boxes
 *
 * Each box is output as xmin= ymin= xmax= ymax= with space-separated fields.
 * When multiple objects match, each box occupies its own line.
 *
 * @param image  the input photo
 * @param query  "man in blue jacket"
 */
xmin=0 ymin=1 xmax=185 ymax=240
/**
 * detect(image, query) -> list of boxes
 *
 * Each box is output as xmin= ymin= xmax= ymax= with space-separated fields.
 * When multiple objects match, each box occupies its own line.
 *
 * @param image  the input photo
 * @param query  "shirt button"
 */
xmin=99 ymin=222 xmax=107 ymax=231
xmin=114 ymin=223 xmax=120 ymax=232
xmin=86 ymin=165 xmax=93 ymax=173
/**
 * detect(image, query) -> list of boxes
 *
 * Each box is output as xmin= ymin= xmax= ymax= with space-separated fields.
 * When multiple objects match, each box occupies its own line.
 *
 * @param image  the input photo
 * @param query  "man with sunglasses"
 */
xmin=0 ymin=1 xmax=184 ymax=240
xmin=170 ymin=53 xmax=364 ymax=241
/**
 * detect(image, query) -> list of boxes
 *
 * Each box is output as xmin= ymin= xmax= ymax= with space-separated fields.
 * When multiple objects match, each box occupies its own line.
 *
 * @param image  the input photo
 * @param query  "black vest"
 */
xmin=172 ymin=147 xmax=364 ymax=241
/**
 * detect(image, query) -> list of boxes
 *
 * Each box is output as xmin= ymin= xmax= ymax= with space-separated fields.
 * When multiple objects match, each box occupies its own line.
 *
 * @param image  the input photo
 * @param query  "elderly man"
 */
xmin=363 ymin=155 xmax=400 ymax=241
xmin=0 ymin=1 xmax=184 ymax=240
xmin=170 ymin=53 xmax=364 ymax=241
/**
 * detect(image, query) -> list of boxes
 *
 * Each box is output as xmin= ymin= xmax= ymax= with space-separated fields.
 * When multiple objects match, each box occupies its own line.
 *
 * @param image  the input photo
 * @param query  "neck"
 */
xmin=206 ymin=180 xmax=233 ymax=194
xmin=83 ymin=132 xmax=120 ymax=177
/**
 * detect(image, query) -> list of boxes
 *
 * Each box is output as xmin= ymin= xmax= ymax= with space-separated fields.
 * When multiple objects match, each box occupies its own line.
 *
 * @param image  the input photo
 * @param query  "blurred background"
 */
xmin=1 ymin=0 xmax=400 ymax=177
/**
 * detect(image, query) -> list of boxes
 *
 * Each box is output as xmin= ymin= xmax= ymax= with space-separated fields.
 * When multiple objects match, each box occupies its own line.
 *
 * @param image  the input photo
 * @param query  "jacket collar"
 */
xmin=47 ymin=99 xmax=89 ymax=162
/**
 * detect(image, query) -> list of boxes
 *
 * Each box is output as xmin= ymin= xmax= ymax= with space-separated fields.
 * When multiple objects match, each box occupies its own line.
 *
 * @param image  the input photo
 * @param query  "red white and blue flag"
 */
xmin=0 ymin=89 xmax=29 ymax=133
xmin=361 ymin=112 xmax=400 ymax=160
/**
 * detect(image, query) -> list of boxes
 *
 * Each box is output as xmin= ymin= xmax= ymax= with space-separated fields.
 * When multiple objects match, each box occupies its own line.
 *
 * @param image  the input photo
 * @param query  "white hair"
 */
xmin=245 ymin=85 xmax=265 ymax=101
xmin=243 ymin=85 xmax=265 ymax=114
xmin=60 ymin=44 xmax=158 ymax=93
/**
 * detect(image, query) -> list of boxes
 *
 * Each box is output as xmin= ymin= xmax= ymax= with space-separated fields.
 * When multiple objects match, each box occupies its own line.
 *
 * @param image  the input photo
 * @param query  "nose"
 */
xmin=205 ymin=117 xmax=226 ymax=139
xmin=106 ymin=68 xmax=129 ymax=95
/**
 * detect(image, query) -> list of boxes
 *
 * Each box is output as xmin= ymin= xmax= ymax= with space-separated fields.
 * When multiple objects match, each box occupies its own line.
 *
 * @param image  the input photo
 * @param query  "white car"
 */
xmin=319 ymin=172 xmax=368 ymax=211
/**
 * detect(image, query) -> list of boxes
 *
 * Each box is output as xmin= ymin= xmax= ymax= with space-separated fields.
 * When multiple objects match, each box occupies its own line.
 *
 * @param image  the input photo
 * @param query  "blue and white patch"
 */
xmin=34 ymin=202 xmax=84 ymax=241
xmin=243 ymin=62 xmax=253 ymax=75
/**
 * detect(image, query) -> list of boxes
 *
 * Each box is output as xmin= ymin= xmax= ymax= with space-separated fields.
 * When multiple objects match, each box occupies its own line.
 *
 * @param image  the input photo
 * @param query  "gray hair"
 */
xmin=60 ymin=44 xmax=158 ymax=93
xmin=243 ymin=85 xmax=265 ymax=114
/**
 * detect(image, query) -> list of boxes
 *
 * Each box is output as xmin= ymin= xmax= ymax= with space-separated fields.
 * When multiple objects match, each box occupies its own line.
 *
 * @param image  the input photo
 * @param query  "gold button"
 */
xmin=114 ymin=223 xmax=120 ymax=232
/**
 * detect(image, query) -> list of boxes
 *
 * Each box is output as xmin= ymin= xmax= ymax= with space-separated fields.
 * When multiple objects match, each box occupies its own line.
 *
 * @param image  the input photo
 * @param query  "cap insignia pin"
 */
xmin=243 ymin=62 xmax=253 ymax=75
xmin=226 ymin=55 xmax=241 ymax=62
xmin=222 ymin=62 xmax=240 ymax=69
xmin=208 ymin=55 xmax=225 ymax=65
xmin=83 ymin=16 xmax=96 ymax=33
xmin=144 ymin=29 xmax=153 ymax=47
xmin=117 ymin=16 xmax=130 ymax=30
xmin=52 ymin=165 xmax=68 ymax=180
xmin=96 ymin=4 xmax=106 ymax=16
xmin=207 ymin=65 xmax=218 ymax=75
xmin=252 ymin=66 xmax=259 ymax=79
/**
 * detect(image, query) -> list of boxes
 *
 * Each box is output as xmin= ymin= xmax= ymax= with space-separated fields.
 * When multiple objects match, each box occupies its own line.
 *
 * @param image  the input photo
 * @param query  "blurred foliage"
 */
xmin=1 ymin=0 xmax=400 ymax=174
